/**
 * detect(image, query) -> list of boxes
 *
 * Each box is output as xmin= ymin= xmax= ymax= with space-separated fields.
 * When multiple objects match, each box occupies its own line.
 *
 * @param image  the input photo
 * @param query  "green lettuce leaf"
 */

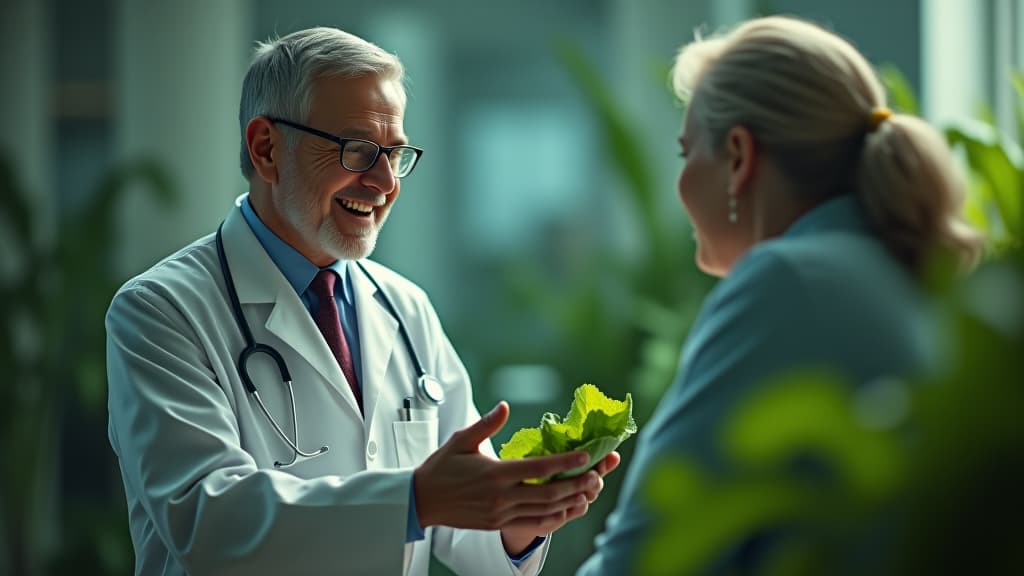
xmin=499 ymin=383 xmax=638 ymax=482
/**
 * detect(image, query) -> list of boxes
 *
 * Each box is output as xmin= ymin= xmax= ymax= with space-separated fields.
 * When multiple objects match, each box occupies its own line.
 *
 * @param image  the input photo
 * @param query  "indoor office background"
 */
xmin=1 ymin=0 xmax=1021 ymax=574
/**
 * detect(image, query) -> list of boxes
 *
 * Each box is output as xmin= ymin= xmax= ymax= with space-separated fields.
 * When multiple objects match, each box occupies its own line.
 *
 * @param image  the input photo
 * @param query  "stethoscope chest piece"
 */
xmin=417 ymin=375 xmax=445 ymax=406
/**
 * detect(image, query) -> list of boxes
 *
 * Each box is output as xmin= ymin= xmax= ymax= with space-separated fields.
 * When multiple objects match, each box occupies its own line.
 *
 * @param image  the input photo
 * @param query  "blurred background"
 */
xmin=1 ymin=0 xmax=1021 ymax=574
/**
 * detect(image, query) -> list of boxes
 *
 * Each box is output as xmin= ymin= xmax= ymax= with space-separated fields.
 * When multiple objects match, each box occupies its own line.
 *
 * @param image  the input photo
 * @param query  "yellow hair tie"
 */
xmin=868 ymin=107 xmax=893 ymax=131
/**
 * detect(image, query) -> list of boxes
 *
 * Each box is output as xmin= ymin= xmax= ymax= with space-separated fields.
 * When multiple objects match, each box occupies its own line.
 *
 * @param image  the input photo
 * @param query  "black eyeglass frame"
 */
xmin=266 ymin=116 xmax=424 ymax=178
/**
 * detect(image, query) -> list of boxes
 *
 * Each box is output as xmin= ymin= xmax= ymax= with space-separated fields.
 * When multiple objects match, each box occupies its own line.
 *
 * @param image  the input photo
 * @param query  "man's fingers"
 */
xmin=496 ymin=489 xmax=594 ymax=533
xmin=500 ymin=493 xmax=588 ymax=519
xmin=595 ymin=451 xmax=622 ymax=476
xmin=509 ymin=471 xmax=598 ymax=504
xmin=563 ymin=501 xmax=589 ymax=522
xmin=502 ymin=500 xmax=588 ymax=532
xmin=583 ymin=472 xmax=604 ymax=502
xmin=451 ymin=402 xmax=510 ymax=451
xmin=500 ymin=450 xmax=589 ymax=481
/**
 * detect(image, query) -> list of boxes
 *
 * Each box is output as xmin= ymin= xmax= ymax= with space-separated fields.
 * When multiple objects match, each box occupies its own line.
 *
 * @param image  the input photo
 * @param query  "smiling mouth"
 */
xmin=336 ymin=198 xmax=374 ymax=217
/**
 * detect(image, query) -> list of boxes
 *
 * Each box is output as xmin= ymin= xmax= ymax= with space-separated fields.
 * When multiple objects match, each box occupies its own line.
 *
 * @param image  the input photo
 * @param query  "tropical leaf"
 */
xmin=555 ymin=40 xmax=667 ymax=264
xmin=877 ymin=64 xmax=919 ymax=115
xmin=946 ymin=120 xmax=1023 ymax=243
xmin=1011 ymin=70 xmax=1024 ymax=147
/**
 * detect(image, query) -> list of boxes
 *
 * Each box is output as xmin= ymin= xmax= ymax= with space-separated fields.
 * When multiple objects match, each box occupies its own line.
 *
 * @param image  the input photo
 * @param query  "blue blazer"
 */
xmin=578 ymin=195 xmax=933 ymax=575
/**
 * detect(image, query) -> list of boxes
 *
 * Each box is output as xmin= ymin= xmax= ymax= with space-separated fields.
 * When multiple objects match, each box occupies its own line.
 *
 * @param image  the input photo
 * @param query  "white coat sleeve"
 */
xmin=106 ymin=283 xmax=408 ymax=576
xmin=415 ymin=300 xmax=551 ymax=576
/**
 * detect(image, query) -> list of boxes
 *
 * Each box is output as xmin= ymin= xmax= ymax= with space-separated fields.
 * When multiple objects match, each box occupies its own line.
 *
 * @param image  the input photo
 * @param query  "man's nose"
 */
xmin=359 ymin=154 xmax=397 ymax=194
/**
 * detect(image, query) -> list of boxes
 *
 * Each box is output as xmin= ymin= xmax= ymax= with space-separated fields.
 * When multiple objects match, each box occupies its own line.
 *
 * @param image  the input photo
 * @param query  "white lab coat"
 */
xmin=106 ymin=204 xmax=549 ymax=575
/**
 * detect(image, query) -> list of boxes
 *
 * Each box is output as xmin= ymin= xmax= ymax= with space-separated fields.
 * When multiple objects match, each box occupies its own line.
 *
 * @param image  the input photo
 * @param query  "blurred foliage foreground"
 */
xmin=640 ymin=71 xmax=1024 ymax=575
xmin=641 ymin=250 xmax=1024 ymax=575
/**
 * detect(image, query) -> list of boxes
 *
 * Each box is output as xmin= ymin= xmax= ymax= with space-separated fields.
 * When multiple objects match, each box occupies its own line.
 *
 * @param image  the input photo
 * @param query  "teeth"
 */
xmin=339 ymin=198 xmax=373 ymax=214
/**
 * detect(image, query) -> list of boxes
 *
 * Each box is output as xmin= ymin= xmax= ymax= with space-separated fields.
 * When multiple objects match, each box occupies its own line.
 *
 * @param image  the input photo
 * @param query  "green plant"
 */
xmin=0 ymin=155 xmax=173 ymax=575
xmin=504 ymin=41 xmax=713 ymax=420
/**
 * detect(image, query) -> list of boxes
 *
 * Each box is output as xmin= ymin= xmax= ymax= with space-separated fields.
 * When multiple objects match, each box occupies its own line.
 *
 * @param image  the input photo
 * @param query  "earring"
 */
xmin=728 ymin=193 xmax=738 ymax=224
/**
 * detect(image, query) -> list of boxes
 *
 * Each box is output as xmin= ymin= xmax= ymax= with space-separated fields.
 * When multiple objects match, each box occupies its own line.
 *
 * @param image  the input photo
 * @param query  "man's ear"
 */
xmin=725 ymin=125 xmax=757 ymax=198
xmin=246 ymin=117 xmax=280 ymax=185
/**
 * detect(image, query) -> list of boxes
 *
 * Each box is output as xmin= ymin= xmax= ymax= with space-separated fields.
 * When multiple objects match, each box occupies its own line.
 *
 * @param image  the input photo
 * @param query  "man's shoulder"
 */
xmin=111 ymin=232 xmax=220 ymax=309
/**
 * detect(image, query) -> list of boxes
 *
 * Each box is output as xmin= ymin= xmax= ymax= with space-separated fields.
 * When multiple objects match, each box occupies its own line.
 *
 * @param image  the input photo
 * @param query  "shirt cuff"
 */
xmin=406 ymin=481 xmax=426 ymax=543
xmin=509 ymin=536 xmax=546 ymax=567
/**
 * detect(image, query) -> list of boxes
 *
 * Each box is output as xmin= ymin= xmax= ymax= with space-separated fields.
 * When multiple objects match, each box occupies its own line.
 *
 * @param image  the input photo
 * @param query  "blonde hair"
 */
xmin=671 ymin=16 xmax=982 ymax=276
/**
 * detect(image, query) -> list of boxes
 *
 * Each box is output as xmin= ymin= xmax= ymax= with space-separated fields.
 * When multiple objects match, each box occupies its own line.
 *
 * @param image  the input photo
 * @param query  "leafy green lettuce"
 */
xmin=499 ymin=383 xmax=638 ymax=482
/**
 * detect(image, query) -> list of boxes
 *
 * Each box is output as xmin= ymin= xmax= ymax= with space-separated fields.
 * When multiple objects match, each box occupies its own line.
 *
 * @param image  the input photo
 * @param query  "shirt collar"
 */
xmin=784 ymin=194 xmax=871 ymax=239
xmin=239 ymin=194 xmax=354 ymax=305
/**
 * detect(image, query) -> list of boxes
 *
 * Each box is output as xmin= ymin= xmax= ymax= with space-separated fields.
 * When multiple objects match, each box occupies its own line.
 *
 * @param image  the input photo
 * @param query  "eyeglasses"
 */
xmin=267 ymin=117 xmax=424 ymax=178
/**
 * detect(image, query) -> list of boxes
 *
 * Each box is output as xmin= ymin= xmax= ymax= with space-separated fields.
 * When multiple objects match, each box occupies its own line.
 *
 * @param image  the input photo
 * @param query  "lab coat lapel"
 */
xmin=220 ymin=205 xmax=363 ymax=419
xmin=350 ymin=261 xmax=398 ymax=430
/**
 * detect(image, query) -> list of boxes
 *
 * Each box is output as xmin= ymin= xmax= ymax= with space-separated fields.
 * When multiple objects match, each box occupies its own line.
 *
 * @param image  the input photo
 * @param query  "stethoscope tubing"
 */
xmin=215 ymin=222 xmax=440 ymax=468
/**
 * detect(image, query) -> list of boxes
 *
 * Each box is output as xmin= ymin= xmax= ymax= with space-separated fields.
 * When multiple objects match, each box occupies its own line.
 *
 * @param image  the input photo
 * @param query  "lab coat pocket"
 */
xmin=392 ymin=419 xmax=439 ymax=468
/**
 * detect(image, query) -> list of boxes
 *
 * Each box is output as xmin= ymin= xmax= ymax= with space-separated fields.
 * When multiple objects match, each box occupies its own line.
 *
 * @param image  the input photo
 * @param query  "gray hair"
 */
xmin=238 ymin=27 xmax=406 ymax=179
xmin=672 ymin=16 xmax=982 ymax=275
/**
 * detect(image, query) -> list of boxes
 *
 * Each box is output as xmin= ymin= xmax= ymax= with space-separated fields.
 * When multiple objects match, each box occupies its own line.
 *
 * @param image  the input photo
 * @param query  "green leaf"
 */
xmin=572 ymin=383 xmax=634 ymax=432
xmin=539 ymin=412 xmax=575 ymax=454
xmin=580 ymin=399 xmax=637 ymax=440
xmin=499 ymin=427 xmax=545 ymax=460
xmin=1012 ymin=70 xmax=1024 ymax=148
xmin=723 ymin=371 xmax=905 ymax=500
xmin=976 ymin=103 xmax=997 ymax=127
xmin=551 ymin=435 xmax=625 ymax=480
xmin=639 ymin=460 xmax=810 ymax=576
xmin=877 ymin=64 xmax=919 ymax=115
xmin=555 ymin=40 xmax=668 ymax=263
xmin=0 ymin=155 xmax=34 ymax=249
xmin=946 ymin=121 xmax=1024 ymax=242
xmin=498 ymin=383 xmax=638 ymax=482
xmin=962 ymin=177 xmax=994 ymax=236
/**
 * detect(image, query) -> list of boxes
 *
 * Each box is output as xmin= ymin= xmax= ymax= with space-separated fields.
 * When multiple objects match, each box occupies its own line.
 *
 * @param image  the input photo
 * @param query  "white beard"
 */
xmin=277 ymin=160 xmax=382 ymax=261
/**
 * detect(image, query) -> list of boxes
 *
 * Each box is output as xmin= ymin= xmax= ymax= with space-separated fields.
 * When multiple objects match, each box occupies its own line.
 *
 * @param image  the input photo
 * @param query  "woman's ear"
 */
xmin=246 ymin=117 xmax=280 ymax=185
xmin=725 ymin=125 xmax=757 ymax=197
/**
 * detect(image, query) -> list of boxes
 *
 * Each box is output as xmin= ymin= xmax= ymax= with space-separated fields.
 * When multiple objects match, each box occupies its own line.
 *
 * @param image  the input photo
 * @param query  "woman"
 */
xmin=577 ymin=16 xmax=981 ymax=575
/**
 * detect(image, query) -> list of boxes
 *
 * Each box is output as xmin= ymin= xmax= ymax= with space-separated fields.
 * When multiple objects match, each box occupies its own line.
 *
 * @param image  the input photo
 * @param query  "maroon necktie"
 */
xmin=309 ymin=269 xmax=362 ymax=411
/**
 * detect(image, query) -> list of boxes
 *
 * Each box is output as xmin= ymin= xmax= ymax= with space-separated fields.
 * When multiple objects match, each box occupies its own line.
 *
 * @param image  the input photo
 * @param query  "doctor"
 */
xmin=106 ymin=27 xmax=618 ymax=576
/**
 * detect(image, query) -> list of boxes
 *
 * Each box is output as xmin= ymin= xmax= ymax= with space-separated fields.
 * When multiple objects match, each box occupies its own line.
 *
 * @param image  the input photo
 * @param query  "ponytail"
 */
xmin=857 ymin=114 xmax=983 ymax=275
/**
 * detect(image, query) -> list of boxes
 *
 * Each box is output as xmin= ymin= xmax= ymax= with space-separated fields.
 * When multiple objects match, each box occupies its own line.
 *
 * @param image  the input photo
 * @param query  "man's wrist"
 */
xmin=500 ymin=529 xmax=543 ymax=556
xmin=503 ymin=533 xmax=547 ymax=566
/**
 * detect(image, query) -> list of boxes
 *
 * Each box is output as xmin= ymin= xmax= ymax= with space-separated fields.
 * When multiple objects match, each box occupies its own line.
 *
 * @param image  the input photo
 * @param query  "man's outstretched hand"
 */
xmin=413 ymin=402 xmax=622 ymax=555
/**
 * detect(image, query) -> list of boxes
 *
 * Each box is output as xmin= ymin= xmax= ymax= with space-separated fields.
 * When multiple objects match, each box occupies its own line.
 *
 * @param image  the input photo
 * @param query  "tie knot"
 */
xmin=310 ymin=269 xmax=337 ymax=300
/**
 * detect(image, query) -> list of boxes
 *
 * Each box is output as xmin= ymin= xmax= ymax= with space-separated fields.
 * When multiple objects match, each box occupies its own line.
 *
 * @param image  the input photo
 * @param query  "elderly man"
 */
xmin=106 ymin=27 xmax=618 ymax=576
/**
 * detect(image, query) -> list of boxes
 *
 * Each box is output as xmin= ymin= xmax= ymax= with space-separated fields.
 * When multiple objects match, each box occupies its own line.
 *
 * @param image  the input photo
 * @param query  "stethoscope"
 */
xmin=215 ymin=223 xmax=445 ymax=468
